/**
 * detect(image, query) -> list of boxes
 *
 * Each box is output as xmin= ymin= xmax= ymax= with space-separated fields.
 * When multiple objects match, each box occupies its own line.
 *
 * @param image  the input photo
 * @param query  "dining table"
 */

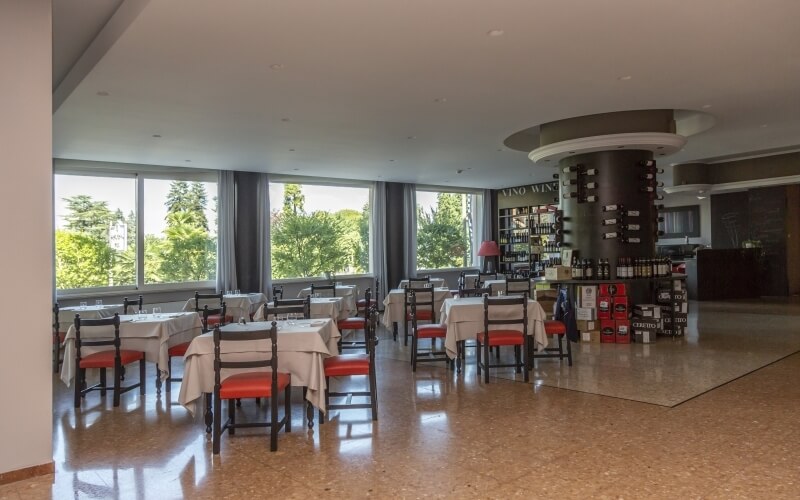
xmin=182 ymin=292 xmax=268 ymax=322
xmin=252 ymin=296 xmax=348 ymax=322
xmin=178 ymin=318 xmax=340 ymax=430
xmin=297 ymin=284 xmax=359 ymax=315
xmin=381 ymin=287 xmax=453 ymax=339
xmin=57 ymin=303 xmax=124 ymax=332
xmin=398 ymin=277 xmax=447 ymax=289
xmin=60 ymin=311 xmax=204 ymax=387
xmin=439 ymin=296 xmax=549 ymax=362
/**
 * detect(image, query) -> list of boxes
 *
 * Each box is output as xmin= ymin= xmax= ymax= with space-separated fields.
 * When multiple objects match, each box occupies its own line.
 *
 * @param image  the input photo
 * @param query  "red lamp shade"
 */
xmin=477 ymin=240 xmax=501 ymax=257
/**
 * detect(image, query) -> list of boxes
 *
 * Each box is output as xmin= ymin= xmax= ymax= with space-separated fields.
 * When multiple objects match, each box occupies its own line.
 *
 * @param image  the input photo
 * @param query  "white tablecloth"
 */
xmin=178 ymin=319 xmax=340 ymax=415
xmin=297 ymin=285 xmax=358 ymax=314
xmin=398 ymin=278 xmax=446 ymax=289
xmin=439 ymin=297 xmax=548 ymax=359
xmin=60 ymin=312 xmax=203 ymax=385
xmin=381 ymin=287 xmax=452 ymax=329
xmin=58 ymin=304 xmax=124 ymax=332
xmin=183 ymin=293 xmax=267 ymax=321
xmin=253 ymin=297 xmax=347 ymax=322
xmin=481 ymin=279 xmax=506 ymax=295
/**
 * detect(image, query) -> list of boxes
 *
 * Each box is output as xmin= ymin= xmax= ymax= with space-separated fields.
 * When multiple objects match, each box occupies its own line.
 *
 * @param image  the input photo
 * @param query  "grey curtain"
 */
xmin=402 ymin=183 xmax=417 ymax=278
xmin=256 ymin=172 xmax=272 ymax=297
xmin=371 ymin=182 xmax=388 ymax=298
xmin=217 ymin=170 xmax=238 ymax=292
xmin=481 ymin=188 xmax=493 ymax=241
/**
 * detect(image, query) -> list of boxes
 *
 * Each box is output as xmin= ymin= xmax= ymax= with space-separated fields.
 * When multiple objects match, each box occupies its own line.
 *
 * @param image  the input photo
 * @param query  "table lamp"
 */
xmin=477 ymin=240 xmax=501 ymax=273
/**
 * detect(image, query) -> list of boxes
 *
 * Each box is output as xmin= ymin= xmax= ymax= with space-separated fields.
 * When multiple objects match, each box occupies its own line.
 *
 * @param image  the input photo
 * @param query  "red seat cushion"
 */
xmin=54 ymin=331 xmax=66 ymax=344
xmin=406 ymin=310 xmax=433 ymax=321
xmin=544 ymin=320 xmax=566 ymax=335
xmin=205 ymin=314 xmax=234 ymax=326
xmin=324 ymin=354 xmax=370 ymax=376
xmin=168 ymin=341 xmax=191 ymax=357
xmin=357 ymin=299 xmax=378 ymax=308
xmin=338 ymin=317 xmax=367 ymax=330
xmin=219 ymin=371 xmax=291 ymax=399
xmin=476 ymin=330 xmax=525 ymax=346
xmin=415 ymin=324 xmax=447 ymax=339
xmin=79 ymin=350 xmax=144 ymax=369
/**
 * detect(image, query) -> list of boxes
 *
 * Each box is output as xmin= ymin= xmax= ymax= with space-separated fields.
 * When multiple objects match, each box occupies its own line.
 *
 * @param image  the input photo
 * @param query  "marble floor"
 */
xmin=2 ymin=299 xmax=799 ymax=499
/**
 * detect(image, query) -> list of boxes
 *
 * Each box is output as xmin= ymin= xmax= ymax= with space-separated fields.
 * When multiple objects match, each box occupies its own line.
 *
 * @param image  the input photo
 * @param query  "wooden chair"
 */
xmin=357 ymin=278 xmax=380 ymax=316
xmin=505 ymin=277 xmax=531 ymax=296
xmin=194 ymin=292 xmax=232 ymax=327
xmin=477 ymin=272 xmax=498 ymax=287
xmin=337 ymin=289 xmax=372 ymax=352
xmin=271 ymin=284 xmax=284 ymax=300
xmin=73 ymin=313 xmax=146 ymax=407
xmin=530 ymin=320 xmax=572 ymax=366
xmin=452 ymin=286 xmax=491 ymax=368
xmin=311 ymin=283 xmax=337 ymax=297
xmin=403 ymin=286 xmax=435 ymax=345
xmin=53 ymin=303 xmax=67 ymax=373
xmin=404 ymin=276 xmax=430 ymax=289
xmin=409 ymin=291 xmax=449 ymax=371
xmin=321 ymin=304 xmax=378 ymax=423
xmin=212 ymin=322 xmax=291 ymax=453
xmin=476 ymin=293 xmax=530 ymax=383
xmin=266 ymin=296 xmax=311 ymax=320
xmin=122 ymin=295 xmax=143 ymax=314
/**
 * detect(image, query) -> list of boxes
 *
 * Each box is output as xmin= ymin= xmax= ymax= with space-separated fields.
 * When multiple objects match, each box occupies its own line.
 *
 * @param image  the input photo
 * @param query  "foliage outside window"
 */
xmin=416 ymin=190 xmax=480 ymax=269
xmin=270 ymin=182 xmax=370 ymax=279
xmin=54 ymin=173 xmax=217 ymax=291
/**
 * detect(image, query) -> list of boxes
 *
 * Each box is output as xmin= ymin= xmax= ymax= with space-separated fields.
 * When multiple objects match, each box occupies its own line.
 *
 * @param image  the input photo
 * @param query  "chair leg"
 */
xmin=322 ymin=377 xmax=330 ymax=424
xmin=403 ymin=319 xmax=409 ymax=346
xmin=514 ymin=346 xmax=521 ymax=373
xmin=213 ymin=394 xmax=221 ymax=454
xmin=369 ymin=365 xmax=378 ymax=421
xmin=228 ymin=399 xmax=236 ymax=435
xmin=285 ymin=385 xmax=292 ymax=432
xmin=523 ymin=339 xmax=530 ymax=383
xmin=74 ymin=368 xmax=83 ymax=408
xmin=165 ymin=356 xmax=172 ymax=394
xmin=476 ymin=340 xmax=482 ymax=377
xmin=567 ymin=336 xmax=573 ymax=366
xmin=411 ymin=333 xmax=418 ymax=372
xmin=484 ymin=342 xmax=491 ymax=383
xmin=100 ymin=368 xmax=107 ymax=397
xmin=270 ymin=387 xmax=278 ymax=452
xmin=113 ymin=365 xmax=121 ymax=407
xmin=139 ymin=359 xmax=146 ymax=395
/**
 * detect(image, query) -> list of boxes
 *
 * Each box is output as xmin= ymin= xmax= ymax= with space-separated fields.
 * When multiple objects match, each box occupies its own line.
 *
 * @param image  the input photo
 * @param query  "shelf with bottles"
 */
xmin=498 ymin=229 xmax=530 ymax=245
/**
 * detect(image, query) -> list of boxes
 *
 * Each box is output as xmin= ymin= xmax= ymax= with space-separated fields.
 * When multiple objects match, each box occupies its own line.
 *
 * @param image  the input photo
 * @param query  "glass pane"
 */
xmin=54 ymin=174 xmax=136 ymax=289
xmin=269 ymin=183 xmax=370 ymax=278
xmin=416 ymin=191 xmax=476 ymax=269
xmin=143 ymin=179 xmax=217 ymax=284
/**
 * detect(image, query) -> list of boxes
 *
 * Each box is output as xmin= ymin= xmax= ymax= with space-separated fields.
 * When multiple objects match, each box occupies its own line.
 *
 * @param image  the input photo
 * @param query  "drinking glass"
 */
xmin=152 ymin=307 xmax=162 ymax=317
xmin=497 ymin=290 xmax=505 ymax=297
xmin=96 ymin=299 xmax=103 ymax=306
xmin=234 ymin=289 xmax=240 ymax=295
xmin=79 ymin=301 xmax=87 ymax=308
xmin=287 ymin=313 xmax=296 ymax=325
xmin=336 ymin=282 xmax=342 ymax=287
xmin=277 ymin=313 xmax=287 ymax=322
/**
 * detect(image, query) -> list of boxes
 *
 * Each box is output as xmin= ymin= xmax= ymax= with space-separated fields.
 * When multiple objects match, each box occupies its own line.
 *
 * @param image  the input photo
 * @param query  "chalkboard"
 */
xmin=749 ymin=186 xmax=787 ymax=295
xmin=711 ymin=192 xmax=749 ymax=249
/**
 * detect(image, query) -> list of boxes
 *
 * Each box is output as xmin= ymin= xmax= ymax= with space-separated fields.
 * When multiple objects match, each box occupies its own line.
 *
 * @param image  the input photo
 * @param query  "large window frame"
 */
xmin=415 ymin=185 xmax=483 ymax=273
xmin=54 ymin=160 xmax=218 ymax=297
xmin=268 ymin=176 xmax=374 ymax=282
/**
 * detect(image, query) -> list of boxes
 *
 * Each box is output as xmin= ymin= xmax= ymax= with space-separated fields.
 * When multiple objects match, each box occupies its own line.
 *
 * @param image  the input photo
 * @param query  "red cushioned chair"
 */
xmin=122 ymin=295 xmax=143 ymax=315
xmin=403 ymin=285 xmax=435 ymax=346
xmin=409 ymin=291 xmax=449 ymax=372
xmin=73 ymin=313 xmax=146 ymax=408
xmin=529 ymin=319 xmax=572 ymax=366
xmin=452 ymin=286 xmax=492 ymax=371
xmin=265 ymin=296 xmax=310 ymax=321
xmin=194 ymin=292 xmax=233 ymax=327
xmin=53 ymin=303 xmax=67 ymax=373
xmin=321 ymin=304 xmax=378 ymax=423
xmin=476 ymin=293 xmax=530 ymax=383
xmin=357 ymin=278 xmax=380 ymax=317
xmin=212 ymin=321 xmax=291 ymax=453
xmin=311 ymin=283 xmax=337 ymax=297
xmin=337 ymin=289 xmax=372 ymax=352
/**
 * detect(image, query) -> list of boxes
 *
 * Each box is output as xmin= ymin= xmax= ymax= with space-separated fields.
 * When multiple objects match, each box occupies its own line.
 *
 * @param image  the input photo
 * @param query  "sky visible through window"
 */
xmin=268 ymin=183 xmax=369 ymax=212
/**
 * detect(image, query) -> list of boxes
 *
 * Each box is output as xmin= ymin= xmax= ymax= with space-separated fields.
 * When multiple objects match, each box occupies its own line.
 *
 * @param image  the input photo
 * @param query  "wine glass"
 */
xmin=79 ymin=301 xmax=87 ymax=308
xmin=95 ymin=299 xmax=103 ymax=306
xmin=152 ymin=307 xmax=162 ymax=317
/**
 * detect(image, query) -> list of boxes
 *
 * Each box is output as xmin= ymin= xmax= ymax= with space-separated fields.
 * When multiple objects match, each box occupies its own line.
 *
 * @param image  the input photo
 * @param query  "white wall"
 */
xmin=0 ymin=0 xmax=53 ymax=475
xmin=658 ymin=192 xmax=711 ymax=247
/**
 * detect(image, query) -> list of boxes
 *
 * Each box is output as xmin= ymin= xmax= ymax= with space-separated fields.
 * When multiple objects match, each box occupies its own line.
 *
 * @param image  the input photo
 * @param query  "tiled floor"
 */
xmin=2 ymin=299 xmax=799 ymax=499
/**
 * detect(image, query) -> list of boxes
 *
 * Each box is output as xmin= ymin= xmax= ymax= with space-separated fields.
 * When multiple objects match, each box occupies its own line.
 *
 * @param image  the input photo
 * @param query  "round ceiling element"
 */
xmin=663 ymin=183 xmax=712 ymax=195
xmin=528 ymin=132 xmax=687 ymax=164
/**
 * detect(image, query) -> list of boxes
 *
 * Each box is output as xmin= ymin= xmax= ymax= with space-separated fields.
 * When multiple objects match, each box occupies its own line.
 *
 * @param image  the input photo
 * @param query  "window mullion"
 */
xmin=136 ymin=174 xmax=144 ymax=289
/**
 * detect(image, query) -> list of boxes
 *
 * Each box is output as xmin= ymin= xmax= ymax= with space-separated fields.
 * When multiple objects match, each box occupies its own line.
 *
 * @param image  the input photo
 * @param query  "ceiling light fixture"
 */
xmin=289 ymin=148 xmax=295 ymax=152
xmin=152 ymin=134 xmax=161 ymax=138
xmin=618 ymin=75 xmax=632 ymax=81
xmin=281 ymin=117 xmax=291 ymax=122
xmin=96 ymin=91 xmax=110 ymax=96
xmin=269 ymin=64 xmax=285 ymax=71
xmin=702 ymin=104 xmax=712 ymax=109
xmin=434 ymin=97 xmax=447 ymax=103
xmin=185 ymin=159 xmax=191 ymax=163
xmin=760 ymin=124 xmax=768 ymax=128
xmin=487 ymin=29 xmax=505 ymax=37
xmin=407 ymin=136 xmax=416 ymax=140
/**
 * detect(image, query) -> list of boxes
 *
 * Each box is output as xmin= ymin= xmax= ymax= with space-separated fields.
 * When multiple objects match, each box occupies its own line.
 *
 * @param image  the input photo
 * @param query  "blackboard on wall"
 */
xmin=749 ymin=186 xmax=788 ymax=295
xmin=711 ymin=192 xmax=749 ymax=249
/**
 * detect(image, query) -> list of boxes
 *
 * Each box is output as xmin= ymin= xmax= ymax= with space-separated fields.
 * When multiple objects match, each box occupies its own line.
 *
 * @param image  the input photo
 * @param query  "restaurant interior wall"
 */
xmin=0 ymin=0 xmax=53 ymax=478
xmin=657 ymin=192 xmax=711 ymax=246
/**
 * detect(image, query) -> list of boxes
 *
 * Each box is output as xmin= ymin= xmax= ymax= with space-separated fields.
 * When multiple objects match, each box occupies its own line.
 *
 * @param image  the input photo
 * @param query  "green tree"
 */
xmin=356 ymin=203 xmax=370 ymax=272
xmin=283 ymin=184 xmax=305 ymax=215
xmin=55 ymin=230 xmax=113 ymax=288
xmin=417 ymin=193 xmax=468 ymax=269
xmin=63 ymin=195 xmax=114 ymax=239
xmin=271 ymin=211 xmax=351 ymax=278
xmin=335 ymin=208 xmax=363 ymax=273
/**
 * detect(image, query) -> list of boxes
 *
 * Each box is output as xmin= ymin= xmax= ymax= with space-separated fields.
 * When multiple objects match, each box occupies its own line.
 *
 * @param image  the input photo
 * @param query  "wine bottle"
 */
xmin=640 ymin=173 xmax=656 ymax=180
xmin=584 ymin=168 xmax=598 ymax=176
xmin=619 ymin=224 xmax=641 ymax=231
xmin=582 ymin=195 xmax=598 ymax=203
xmin=602 ymin=218 xmax=618 ymax=226
xmin=562 ymin=164 xmax=584 ymax=173
xmin=622 ymin=236 xmax=641 ymax=244
xmin=585 ymin=259 xmax=594 ymax=279
xmin=638 ymin=160 xmax=656 ymax=167
xmin=626 ymin=210 xmax=640 ymax=217
xmin=584 ymin=182 xmax=598 ymax=189
xmin=640 ymin=186 xmax=657 ymax=193
xmin=563 ymin=192 xmax=579 ymax=199
xmin=602 ymin=232 xmax=618 ymax=239
xmin=602 ymin=204 xmax=623 ymax=212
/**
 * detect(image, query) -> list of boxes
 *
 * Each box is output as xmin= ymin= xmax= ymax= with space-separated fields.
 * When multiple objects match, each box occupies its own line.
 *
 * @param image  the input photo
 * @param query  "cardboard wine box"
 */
xmin=633 ymin=304 xmax=661 ymax=319
xmin=581 ymin=330 xmax=601 ymax=343
xmin=632 ymin=317 xmax=662 ymax=331
xmin=615 ymin=320 xmax=631 ymax=344
xmin=599 ymin=283 xmax=627 ymax=297
xmin=600 ymin=320 xmax=616 ymax=343
xmin=544 ymin=266 xmax=572 ymax=281
xmin=577 ymin=320 xmax=597 ymax=332
xmin=634 ymin=330 xmax=657 ymax=344
xmin=612 ymin=296 xmax=629 ymax=320
xmin=578 ymin=285 xmax=598 ymax=308
xmin=598 ymin=297 xmax=612 ymax=320
xmin=576 ymin=307 xmax=597 ymax=321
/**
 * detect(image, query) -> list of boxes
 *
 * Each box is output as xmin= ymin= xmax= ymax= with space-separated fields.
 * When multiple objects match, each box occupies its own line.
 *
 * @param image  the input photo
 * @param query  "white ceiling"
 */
xmin=52 ymin=0 xmax=800 ymax=189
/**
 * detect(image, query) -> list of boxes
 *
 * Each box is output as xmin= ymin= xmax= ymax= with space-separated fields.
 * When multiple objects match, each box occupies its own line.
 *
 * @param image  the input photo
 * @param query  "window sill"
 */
xmin=272 ymin=274 xmax=374 ymax=285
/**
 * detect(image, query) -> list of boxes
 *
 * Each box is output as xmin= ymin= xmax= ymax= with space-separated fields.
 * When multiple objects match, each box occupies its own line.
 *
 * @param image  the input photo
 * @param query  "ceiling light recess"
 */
xmin=529 ymin=132 xmax=687 ymax=165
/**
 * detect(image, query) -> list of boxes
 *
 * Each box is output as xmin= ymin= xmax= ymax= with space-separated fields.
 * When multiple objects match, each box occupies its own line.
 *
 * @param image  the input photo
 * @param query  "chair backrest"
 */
xmin=458 ymin=271 xmax=467 ymax=288
xmin=195 ymin=292 xmax=223 ymax=312
xmin=202 ymin=303 xmax=228 ymax=331
xmin=458 ymin=285 xmax=491 ymax=298
xmin=405 ymin=275 xmax=431 ymax=288
xmin=268 ymin=296 xmax=311 ymax=319
xmin=482 ymin=293 xmax=528 ymax=341
xmin=505 ymin=277 xmax=531 ymax=296
xmin=365 ymin=304 xmax=378 ymax=365
xmin=477 ymin=272 xmax=498 ymax=286
xmin=373 ymin=278 xmax=381 ymax=307
xmin=271 ymin=284 xmax=284 ymax=301
xmin=123 ymin=295 xmax=143 ymax=315
xmin=213 ymin=322 xmax=279 ymax=396
xmin=404 ymin=286 xmax=435 ymax=322
xmin=74 ymin=313 xmax=122 ymax=365
xmin=311 ymin=283 xmax=337 ymax=297
xmin=53 ymin=302 xmax=61 ymax=335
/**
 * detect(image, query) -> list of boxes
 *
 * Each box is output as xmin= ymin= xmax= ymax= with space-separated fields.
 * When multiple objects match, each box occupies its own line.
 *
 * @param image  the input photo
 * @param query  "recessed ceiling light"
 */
xmin=496 ymin=149 xmax=503 ymax=152
xmin=487 ymin=29 xmax=505 ymax=37
xmin=457 ymin=169 xmax=464 ymax=174
xmin=656 ymin=146 xmax=664 ymax=150
xmin=389 ymin=159 xmax=395 ymax=162
xmin=568 ymin=151 xmax=575 ymax=154
xmin=697 ymin=196 xmax=707 ymax=200
xmin=658 ymin=153 xmax=665 ymax=156
xmin=185 ymin=159 xmax=191 ymax=162
xmin=618 ymin=75 xmax=632 ymax=81
xmin=96 ymin=91 xmax=109 ymax=96
xmin=289 ymin=148 xmax=295 ymax=152
xmin=702 ymin=104 xmax=712 ymax=109
xmin=407 ymin=136 xmax=416 ymax=140
xmin=293 ymin=168 xmax=300 ymax=171
xmin=152 ymin=134 xmax=161 ymax=138
xmin=269 ymin=64 xmax=285 ymax=71
xmin=617 ymin=146 xmax=624 ymax=149
xmin=281 ymin=117 xmax=291 ymax=122
xmin=434 ymin=97 xmax=447 ymax=103
xmin=760 ymin=124 xmax=768 ymax=128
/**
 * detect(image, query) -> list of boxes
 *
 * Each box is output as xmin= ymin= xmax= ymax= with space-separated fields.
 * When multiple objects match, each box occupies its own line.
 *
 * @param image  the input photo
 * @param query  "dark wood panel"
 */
xmin=748 ymin=186 xmax=788 ymax=296
xmin=696 ymin=248 xmax=761 ymax=300
xmin=711 ymin=191 xmax=749 ymax=249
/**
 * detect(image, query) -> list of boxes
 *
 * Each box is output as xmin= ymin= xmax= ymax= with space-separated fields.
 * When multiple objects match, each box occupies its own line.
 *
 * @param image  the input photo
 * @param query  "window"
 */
xmin=269 ymin=181 xmax=371 ymax=279
xmin=416 ymin=189 xmax=482 ymax=270
xmin=54 ymin=170 xmax=217 ymax=292
xmin=659 ymin=205 xmax=701 ymax=238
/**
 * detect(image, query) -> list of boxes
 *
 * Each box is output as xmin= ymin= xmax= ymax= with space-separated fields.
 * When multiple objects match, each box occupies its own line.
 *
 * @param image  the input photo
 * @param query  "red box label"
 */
xmin=600 ymin=319 xmax=616 ymax=343
xmin=599 ymin=283 xmax=627 ymax=297
xmin=615 ymin=320 xmax=631 ymax=344
xmin=613 ymin=296 xmax=629 ymax=320
xmin=598 ymin=298 xmax=612 ymax=319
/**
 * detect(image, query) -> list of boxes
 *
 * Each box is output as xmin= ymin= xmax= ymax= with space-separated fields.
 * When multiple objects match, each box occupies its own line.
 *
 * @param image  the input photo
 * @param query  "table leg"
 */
xmin=392 ymin=322 xmax=398 ymax=341
xmin=307 ymin=400 xmax=314 ymax=429
xmin=204 ymin=393 xmax=213 ymax=434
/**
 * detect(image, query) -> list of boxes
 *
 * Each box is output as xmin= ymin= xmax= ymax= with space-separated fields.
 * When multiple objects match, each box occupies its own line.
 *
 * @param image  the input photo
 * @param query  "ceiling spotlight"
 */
xmin=96 ymin=91 xmax=110 ymax=96
xmin=760 ymin=124 xmax=768 ymax=128
xmin=269 ymin=64 xmax=285 ymax=71
xmin=618 ymin=75 xmax=632 ymax=81
xmin=152 ymin=134 xmax=161 ymax=138
xmin=281 ymin=117 xmax=291 ymax=122
xmin=185 ymin=159 xmax=191 ymax=162
xmin=697 ymin=196 xmax=707 ymax=200
xmin=701 ymin=104 xmax=712 ymax=109
xmin=434 ymin=97 xmax=447 ymax=103
xmin=407 ymin=136 xmax=416 ymax=140
xmin=487 ymin=29 xmax=505 ymax=37
xmin=457 ymin=169 xmax=464 ymax=174
xmin=289 ymin=148 xmax=295 ymax=152
xmin=293 ymin=168 xmax=300 ymax=171
xmin=389 ymin=159 xmax=395 ymax=162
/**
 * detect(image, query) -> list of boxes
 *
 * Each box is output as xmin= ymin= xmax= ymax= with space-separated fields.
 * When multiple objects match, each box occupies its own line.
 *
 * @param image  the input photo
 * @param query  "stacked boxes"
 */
xmin=534 ymin=289 xmax=558 ymax=320
xmin=597 ymin=283 xmax=629 ymax=343
xmin=657 ymin=280 xmax=688 ymax=336
xmin=632 ymin=304 xmax=660 ymax=343
xmin=577 ymin=286 xmax=599 ymax=342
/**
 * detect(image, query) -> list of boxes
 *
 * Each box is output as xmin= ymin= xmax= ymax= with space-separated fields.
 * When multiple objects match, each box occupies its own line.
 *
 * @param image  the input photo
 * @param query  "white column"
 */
xmin=0 ymin=0 xmax=53 ymax=475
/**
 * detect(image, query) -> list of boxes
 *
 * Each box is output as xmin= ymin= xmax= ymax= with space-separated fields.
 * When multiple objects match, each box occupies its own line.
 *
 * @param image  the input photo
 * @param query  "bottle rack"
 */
xmin=498 ymin=205 xmax=561 ymax=276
